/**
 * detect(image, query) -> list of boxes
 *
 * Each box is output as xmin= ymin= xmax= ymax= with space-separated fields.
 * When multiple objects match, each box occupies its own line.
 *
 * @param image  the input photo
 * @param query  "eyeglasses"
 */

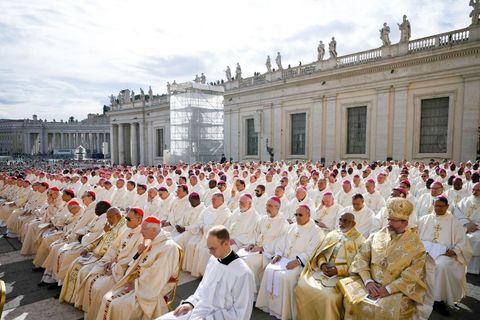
xmin=294 ymin=213 xmax=303 ymax=217
xmin=126 ymin=217 xmax=132 ymax=221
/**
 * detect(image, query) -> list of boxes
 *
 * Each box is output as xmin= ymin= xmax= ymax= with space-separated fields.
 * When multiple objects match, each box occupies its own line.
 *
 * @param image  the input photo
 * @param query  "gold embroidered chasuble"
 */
xmin=343 ymin=227 xmax=426 ymax=320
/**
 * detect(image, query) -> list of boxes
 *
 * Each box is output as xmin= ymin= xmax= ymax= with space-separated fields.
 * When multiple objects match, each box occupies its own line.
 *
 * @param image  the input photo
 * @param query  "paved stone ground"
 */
xmin=0 ymin=227 xmax=478 ymax=320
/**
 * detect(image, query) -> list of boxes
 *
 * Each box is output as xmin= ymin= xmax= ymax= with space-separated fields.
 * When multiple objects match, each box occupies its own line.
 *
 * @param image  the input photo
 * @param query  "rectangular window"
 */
xmin=291 ymin=113 xmax=306 ymax=155
xmin=156 ymin=128 xmax=164 ymax=157
xmin=347 ymin=106 xmax=367 ymax=154
xmin=419 ymin=97 xmax=449 ymax=153
xmin=246 ymin=118 xmax=258 ymax=156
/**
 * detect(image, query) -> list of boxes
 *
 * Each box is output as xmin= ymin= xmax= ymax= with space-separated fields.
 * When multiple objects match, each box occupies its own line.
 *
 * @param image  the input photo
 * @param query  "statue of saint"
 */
xmin=275 ymin=52 xmax=283 ymax=70
xmin=380 ymin=22 xmax=391 ymax=46
xmin=317 ymin=40 xmax=325 ymax=61
xmin=148 ymin=86 xmax=153 ymax=101
xmin=235 ymin=63 xmax=242 ymax=80
xmin=225 ymin=66 xmax=232 ymax=81
xmin=131 ymin=90 xmax=135 ymax=102
xmin=470 ymin=0 xmax=480 ymax=26
xmin=140 ymin=88 xmax=145 ymax=102
xmin=166 ymin=82 xmax=171 ymax=94
xmin=200 ymin=73 xmax=206 ymax=84
xmin=329 ymin=37 xmax=337 ymax=59
xmin=109 ymin=94 xmax=115 ymax=106
xmin=194 ymin=74 xmax=200 ymax=83
xmin=397 ymin=15 xmax=411 ymax=42
xmin=266 ymin=55 xmax=272 ymax=72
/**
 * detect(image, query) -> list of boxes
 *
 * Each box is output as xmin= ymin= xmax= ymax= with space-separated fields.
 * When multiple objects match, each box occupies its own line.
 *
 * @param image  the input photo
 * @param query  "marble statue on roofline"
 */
xmin=470 ymin=0 xmax=480 ymax=25
xmin=329 ymin=37 xmax=337 ymax=59
xmin=225 ymin=66 xmax=232 ymax=81
xmin=167 ymin=82 xmax=171 ymax=94
xmin=398 ymin=15 xmax=411 ymax=43
xmin=380 ymin=22 xmax=391 ymax=46
xmin=194 ymin=74 xmax=200 ymax=83
xmin=148 ymin=86 xmax=153 ymax=101
xmin=235 ymin=63 xmax=242 ymax=80
xmin=200 ymin=73 xmax=206 ymax=84
xmin=275 ymin=52 xmax=283 ymax=70
xmin=109 ymin=94 xmax=115 ymax=106
xmin=317 ymin=40 xmax=325 ymax=61
xmin=140 ymin=88 xmax=145 ymax=102
xmin=266 ymin=55 xmax=272 ymax=73
xmin=131 ymin=90 xmax=135 ymax=102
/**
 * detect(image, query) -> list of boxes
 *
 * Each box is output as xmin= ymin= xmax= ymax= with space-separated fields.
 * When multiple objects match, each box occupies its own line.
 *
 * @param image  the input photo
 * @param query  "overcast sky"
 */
xmin=0 ymin=0 xmax=471 ymax=121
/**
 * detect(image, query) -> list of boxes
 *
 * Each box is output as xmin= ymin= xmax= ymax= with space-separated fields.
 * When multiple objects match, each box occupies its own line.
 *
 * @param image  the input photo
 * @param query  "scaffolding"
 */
xmin=169 ymin=82 xmax=224 ymax=163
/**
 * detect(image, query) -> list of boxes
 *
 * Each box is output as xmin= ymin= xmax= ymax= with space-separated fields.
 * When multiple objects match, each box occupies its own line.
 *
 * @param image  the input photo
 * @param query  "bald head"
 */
xmin=339 ymin=212 xmax=355 ymax=233
xmin=106 ymin=207 xmax=122 ymax=226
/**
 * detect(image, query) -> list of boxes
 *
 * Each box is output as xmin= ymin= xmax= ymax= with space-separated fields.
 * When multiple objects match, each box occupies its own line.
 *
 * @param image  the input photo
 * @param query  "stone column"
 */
xmin=392 ymin=85 xmax=408 ymax=160
xmin=460 ymin=75 xmax=480 ymax=161
xmin=118 ymin=123 xmax=125 ymax=164
xmin=311 ymin=99 xmax=323 ymax=161
xmin=96 ymin=133 xmax=101 ymax=153
xmin=130 ymin=123 xmax=138 ymax=165
xmin=139 ymin=122 xmax=145 ymax=165
xmin=60 ymin=133 xmax=64 ymax=149
xmin=324 ymin=96 xmax=337 ymax=163
xmin=375 ymin=87 xmax=390 ymax=160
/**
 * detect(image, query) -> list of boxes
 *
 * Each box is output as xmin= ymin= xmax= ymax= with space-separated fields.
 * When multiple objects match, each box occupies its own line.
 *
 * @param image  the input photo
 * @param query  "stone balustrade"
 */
xmin=408 ymin=27 xmax=469 ymax=52
xmin=225 ymin=26 xmax=478 ymax=91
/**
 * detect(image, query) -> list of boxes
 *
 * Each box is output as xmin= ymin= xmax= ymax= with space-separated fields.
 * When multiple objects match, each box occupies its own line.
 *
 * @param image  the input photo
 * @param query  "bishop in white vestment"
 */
xmin=256 ymin=204 xmax=324 ymax=320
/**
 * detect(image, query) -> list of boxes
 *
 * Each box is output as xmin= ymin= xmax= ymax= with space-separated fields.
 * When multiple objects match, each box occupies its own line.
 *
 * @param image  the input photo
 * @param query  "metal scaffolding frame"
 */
xmin=169 ymin=82 xmax=224 ymax=163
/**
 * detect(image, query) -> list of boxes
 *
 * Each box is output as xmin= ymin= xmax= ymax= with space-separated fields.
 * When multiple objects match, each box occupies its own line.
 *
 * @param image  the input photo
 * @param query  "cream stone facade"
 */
xmin=0 ymin=114 xmax=110 ymax=157
xmin=224 ymin=24 xmax=480 ymax=163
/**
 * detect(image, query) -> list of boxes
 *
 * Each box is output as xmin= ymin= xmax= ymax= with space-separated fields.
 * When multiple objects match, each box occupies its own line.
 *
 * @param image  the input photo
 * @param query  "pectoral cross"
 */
xmin=432 ymin=224 xmax=442 ymax=243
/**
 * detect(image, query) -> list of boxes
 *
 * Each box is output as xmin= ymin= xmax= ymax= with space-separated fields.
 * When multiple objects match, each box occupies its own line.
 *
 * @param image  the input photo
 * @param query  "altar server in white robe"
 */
xmin=97 ymin=216 xmax=181 ymax=320
xmin=313 ymin=192 xmax=343 ymax=232
xmin=341 ymin=193 xmax=378 ymax=237
xmin=454 ymin=182 xmax=480 ymax=274
xmin=157 ymin=225 xmax=255 ymax=320
xmin=256 ymin=204 xmax=324 ymax=320
xmin=241 ymin=196 xmax=289 ymax=288
xmin=418 ymin=196 xmax=472 ymax=317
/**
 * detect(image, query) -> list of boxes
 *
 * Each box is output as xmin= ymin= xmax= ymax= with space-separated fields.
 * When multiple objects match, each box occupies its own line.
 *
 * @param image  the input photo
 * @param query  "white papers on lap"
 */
xmin=265 ymin=257 xmax=290 ymax=297
xmin=237 ymin=248 xmax=261 ymax=257
xmin=422 ymin=240 xmax=447 ymax=260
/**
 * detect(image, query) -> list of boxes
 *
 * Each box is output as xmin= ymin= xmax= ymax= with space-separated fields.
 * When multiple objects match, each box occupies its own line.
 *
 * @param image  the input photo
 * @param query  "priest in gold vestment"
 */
xmin=59 ymin=207 xmax=126 ymax=303
xmin=342 ymin=198 xmax=426 ymax=320
xmin=295 ymin=212 xmax=365 ymax=320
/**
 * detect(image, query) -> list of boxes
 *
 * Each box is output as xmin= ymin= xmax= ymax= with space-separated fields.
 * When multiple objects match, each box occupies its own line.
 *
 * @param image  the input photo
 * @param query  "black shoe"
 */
xmin=37 ymin=281 xmax=50 ymax=287
xmin=433 ymin=301 xmax=451 ymax=316
xmin=47 ymin=283 xmax=59 ymax=290
xmin=53 ymin=293 xmax=60 ymax=299
xmin=32 ymin=267 xmax=44 ymax=272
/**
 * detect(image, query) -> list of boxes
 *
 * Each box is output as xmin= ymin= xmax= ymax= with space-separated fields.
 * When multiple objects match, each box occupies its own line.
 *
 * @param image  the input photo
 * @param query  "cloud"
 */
xmin=0 ymin=0 xmax=472 ymax=120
